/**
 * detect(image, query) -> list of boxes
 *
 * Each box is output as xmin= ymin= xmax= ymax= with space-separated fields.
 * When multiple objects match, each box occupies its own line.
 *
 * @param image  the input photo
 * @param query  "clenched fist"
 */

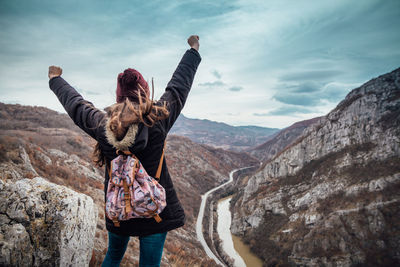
xmin=48 ymin=66 xmax=62 ymax=80
xmin=187 ymin=35 xmax=199 ymax=51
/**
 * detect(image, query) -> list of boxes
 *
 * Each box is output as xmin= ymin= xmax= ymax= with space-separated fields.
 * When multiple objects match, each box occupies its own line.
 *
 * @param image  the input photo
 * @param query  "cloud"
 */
xmin=211 ymin=70 xmax=222 ymax=79
xmin=267 ymin=106 xmax=316 ymax=116
xmin=75 ymin=87 xmax=101 ymax=96
xmin=279 ymin=70 xmax=343 ymax=82
xmin=0 ymin=0 xmax=399 ymax=129
xmin=321 ymin=82 xmax=356 ymax=102
xmin=272 ymin=82 xmax=323 ymax=106
xmin=285 ymin=81 xmax=321 ymax=93
xmin=198 ymin=81 xmax=225 ymax=87
xmin=272 ymin=81 xmax=357 ymax=107
xmin=170 ymin=1 xmax=238 ymax=19
xmin=253 ymin=112 xmax=269 ymax=117
xmin=273 ymin=93 xmax=321 ymax=106
xmin=228 ymin=86 xmax=243 ymax=92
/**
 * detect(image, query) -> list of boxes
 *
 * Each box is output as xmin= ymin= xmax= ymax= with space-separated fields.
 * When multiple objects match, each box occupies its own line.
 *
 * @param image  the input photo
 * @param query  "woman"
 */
xmin=48 ymin=35 xmax=201 ymax=267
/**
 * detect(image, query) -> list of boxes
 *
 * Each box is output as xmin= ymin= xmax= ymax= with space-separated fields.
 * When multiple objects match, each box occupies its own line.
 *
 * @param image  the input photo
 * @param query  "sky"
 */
xmin=0 ymin=0 xmax=399 ymax=128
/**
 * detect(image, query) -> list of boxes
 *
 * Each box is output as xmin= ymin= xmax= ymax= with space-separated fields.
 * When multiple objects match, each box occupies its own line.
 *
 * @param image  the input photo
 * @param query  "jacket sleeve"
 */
xmin=158 ymin=48 xmax=201 ymax=133
xmin=49 ymin=76 xmax=105 ymax=140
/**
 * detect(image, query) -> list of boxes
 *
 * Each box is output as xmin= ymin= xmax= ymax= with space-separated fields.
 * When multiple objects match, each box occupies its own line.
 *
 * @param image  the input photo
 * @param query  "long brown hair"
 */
xmin=93 ymin=83 xmax=169 ymax=167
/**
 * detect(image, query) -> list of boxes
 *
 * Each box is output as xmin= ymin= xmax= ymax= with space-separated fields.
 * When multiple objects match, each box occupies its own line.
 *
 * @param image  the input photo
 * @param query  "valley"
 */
xmin=0 ymin=102 xmax=258 ymax=266
xmin=1 ymin=67 xmax=399 ymax=266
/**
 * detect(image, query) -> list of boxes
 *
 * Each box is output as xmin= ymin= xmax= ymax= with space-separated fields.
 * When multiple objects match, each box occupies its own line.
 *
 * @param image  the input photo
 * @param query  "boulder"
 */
xmin=0 ymin=177 xmax=98 ymax=267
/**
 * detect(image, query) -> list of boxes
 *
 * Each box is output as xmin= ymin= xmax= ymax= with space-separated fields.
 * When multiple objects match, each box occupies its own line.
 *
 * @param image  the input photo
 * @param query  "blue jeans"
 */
xmin=102 ymin=231 xmax=167 ymax=267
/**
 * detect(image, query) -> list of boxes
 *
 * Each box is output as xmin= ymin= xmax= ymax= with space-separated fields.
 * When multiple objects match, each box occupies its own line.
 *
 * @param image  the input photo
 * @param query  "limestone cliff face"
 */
xmin=0 ymin=177 xmax=98 ymax=267
xmin=231 ymin=68 xmax=400 ymax=266
xmin=249 ymin=117 xmax=321 ymax=162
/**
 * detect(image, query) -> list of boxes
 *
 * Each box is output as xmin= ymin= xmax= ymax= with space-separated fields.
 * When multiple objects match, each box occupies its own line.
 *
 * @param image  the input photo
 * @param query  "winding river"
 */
xmin=196 ymin=167 xmax=262 ymax=267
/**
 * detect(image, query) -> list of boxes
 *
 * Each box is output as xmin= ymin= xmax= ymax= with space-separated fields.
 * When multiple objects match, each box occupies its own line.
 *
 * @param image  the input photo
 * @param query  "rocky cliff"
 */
xmin=231 ymin=68 xmax=400 ymax=266
xmin=249 ymin=117 xmax=321 ymax=162
xmin=0 ymin=177 xmax=98 ymax=267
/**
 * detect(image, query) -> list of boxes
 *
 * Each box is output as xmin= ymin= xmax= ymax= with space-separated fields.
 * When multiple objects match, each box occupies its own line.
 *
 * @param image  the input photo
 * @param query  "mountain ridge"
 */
xmin=170 ymin=114 xmax=280 ymax=151
xmin=249 ymin=116 xmax=322 ymax=162
xmin=0 ymin=102 xmax=280 ymax=152
xmin=231 ymin=67 xmax=400 ymax=266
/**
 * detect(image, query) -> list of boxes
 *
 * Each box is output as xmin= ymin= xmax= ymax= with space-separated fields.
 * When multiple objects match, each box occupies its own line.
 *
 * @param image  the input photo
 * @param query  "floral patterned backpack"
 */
xmin=105 ymin=143 xmax=167 ymax=227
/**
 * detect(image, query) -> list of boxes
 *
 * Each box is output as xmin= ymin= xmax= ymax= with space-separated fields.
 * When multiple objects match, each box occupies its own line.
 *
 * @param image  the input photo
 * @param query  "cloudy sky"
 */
xmin=1 ymin=0 xmax=399 ymax=128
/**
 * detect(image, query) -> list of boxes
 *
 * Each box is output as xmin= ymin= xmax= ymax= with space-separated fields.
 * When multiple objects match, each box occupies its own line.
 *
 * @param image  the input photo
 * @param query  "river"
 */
xmin=196 ymin=167 xmax=263 ymax=267
xmin=217 ymin=196 xmax=263 ymax=267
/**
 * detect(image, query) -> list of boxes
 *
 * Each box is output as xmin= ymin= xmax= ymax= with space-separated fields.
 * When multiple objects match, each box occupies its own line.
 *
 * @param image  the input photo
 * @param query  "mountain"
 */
xmin=250 ymin=117 xmax=322 ymax=162
xmin=231 ymin=68 xmax=400 ymax=266
xmin=0 ymin=102 xmax=257 ymax=266
xmin=170 ymin=114 xmax=280 ymax=151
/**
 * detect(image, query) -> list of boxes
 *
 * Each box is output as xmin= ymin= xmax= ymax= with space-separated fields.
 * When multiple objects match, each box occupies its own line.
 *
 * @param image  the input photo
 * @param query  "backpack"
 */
xmin=105 ymin=143 xmax=167 ymax=227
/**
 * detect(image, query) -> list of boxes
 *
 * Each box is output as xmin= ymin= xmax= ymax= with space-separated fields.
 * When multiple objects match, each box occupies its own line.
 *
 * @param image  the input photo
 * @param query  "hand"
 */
xmin=187 ymin=35 xmax=199 ymax=51
xmin=48 ymin=66 xmax=62 ymax=80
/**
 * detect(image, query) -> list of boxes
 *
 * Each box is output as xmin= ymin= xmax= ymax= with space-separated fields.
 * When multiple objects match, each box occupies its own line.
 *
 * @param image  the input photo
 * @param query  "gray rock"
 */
xmin=1 ymin=223 xmax=33 ymax=267
xmin=0 ymin=163 xmax=23 ymax=180
xmin=47 ymin=148 xmax=69 ymax=159
xmin=64 ymin=154 xmax=103 ymax=182
xmin=19 ymin=146 xmax=38 ymax=177
xmin=34 ymin=150 xmax=52 ymax=165
xmin=0 ymin=177 xmax=98 ymax=267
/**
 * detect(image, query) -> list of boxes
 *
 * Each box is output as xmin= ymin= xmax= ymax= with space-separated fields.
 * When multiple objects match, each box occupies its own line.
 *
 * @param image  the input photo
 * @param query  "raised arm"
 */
xmin=159 ymin=35 xmax=201 ymax=133
xmin=48 ymin=66 xmax=105 ymax=139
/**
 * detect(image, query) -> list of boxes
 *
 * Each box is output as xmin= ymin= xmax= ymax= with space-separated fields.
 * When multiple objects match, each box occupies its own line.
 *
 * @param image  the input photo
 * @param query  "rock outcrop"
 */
xmin=231 ymin=68 xmax=400 ymax=266
xmin=249 ymin=117 xmax=321 ymax=162
xmin=0 ymin=177 xmax=98 ymax=267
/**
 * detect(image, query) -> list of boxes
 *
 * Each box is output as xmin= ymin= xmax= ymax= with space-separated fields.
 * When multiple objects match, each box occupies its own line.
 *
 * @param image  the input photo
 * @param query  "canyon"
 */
xmin=1 ymin=67 xmax=399 ymax=266
xmin=231 ymin=68 xmax=400 ymax=266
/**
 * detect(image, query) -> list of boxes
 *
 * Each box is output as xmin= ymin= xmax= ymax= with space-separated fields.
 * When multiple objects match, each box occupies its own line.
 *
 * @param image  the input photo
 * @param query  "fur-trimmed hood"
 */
xmin=105 ymin=118 xmax=139 ymax=151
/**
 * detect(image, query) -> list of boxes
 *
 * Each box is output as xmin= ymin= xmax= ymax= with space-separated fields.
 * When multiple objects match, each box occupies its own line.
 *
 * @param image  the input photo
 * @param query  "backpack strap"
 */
xmin=114 ymin=141 xmax=165 ymax=180
xmin=117 ymin=150 xmax=132 ymax=156
xmin=155 ymin=141 xmax=166 ymax=179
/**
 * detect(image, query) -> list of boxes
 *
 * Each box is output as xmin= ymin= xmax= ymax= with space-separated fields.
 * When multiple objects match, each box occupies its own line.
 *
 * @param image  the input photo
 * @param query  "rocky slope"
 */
xmin=0 ymin=177 xmax=97 ymax=266
xmin=231 ymin=68 xmax=400 ymax=266
xmin=249 ymin=117 xmax=321 ymax=162
xmin=170 ymin=114 xmax=279 ymax=151
xmin=0 ymin=103 xmax=257 ymax=266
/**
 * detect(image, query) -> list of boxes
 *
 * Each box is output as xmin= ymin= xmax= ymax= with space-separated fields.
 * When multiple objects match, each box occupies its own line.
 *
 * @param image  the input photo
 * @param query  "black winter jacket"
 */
xmin=49 ymin=48 xmax=201 ymax=236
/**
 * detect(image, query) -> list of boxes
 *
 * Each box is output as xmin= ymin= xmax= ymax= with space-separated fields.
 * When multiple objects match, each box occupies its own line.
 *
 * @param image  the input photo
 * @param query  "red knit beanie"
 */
xmin=116 ymin=68 xmax=149 ymax=103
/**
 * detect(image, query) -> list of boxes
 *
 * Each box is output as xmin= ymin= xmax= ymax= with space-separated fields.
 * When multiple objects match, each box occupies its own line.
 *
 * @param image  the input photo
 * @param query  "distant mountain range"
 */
xmin=170 ymin=114 xmax=280 ymax=151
